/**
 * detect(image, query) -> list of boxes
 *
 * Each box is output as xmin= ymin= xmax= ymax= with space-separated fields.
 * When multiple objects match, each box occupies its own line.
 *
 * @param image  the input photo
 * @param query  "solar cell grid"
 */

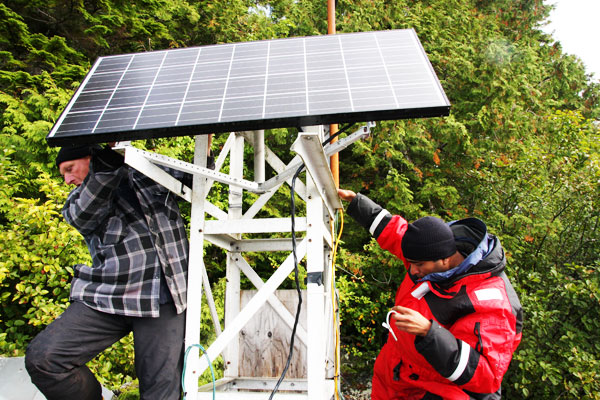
xmin=47 ymin=29 xmax=450 ymax=146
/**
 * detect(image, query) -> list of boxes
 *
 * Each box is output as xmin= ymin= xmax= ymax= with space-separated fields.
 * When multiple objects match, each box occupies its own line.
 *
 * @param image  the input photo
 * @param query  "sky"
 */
xmin=542 ymin=0 xmax=600 ymax=82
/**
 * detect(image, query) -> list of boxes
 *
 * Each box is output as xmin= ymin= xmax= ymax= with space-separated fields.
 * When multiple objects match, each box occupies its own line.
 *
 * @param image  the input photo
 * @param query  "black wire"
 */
xmin=269 ymin=163 xmax=305 ymax=399
xmin=321 ymin=123 xmax=353 ymax=146
xmin=269 ymin=124 xmax=353 ymax=398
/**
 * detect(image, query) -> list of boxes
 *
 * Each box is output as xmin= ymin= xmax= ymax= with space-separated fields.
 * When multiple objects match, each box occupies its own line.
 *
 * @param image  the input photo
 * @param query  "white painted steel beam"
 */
xmin=197 ymin=392 xmax=309 ymax=399
xmin=241 ymin=131 xmax=307 ymax=202
xmin=124 ymin=146 xmax=227 ymax=223
xmin=305 ymin=176 xmax=328 ymax=400
xmin=182 ymin=135 xmax=210 ymax=396
xmin=198 ymin=377 xmax=309 ymax=392
xmin=230 ymin=238 xmax=298 ymax=252
xmin=203 ymin=218 xmax=306 ymax=235
xmin=323 ymin=121 xmax=375 ymax=157
xmin=224 ymin=133 xmax=244 ymax=378
xmin=124 ymin=148 xmax=192 ymax=202
xmin=195 ymin=376 xmax=335 ymax=398
xmin=291 ymin=132 xmax=342 ymax=219
xmin=125 ymin=146 xmax=262 ymax=193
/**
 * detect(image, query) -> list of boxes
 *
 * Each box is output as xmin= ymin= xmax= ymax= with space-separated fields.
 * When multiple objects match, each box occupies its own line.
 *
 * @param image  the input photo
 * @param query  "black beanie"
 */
xmin=55 ymin=145 xmax=99 ymax=167
xmin=401 ymin=216 xmax=456 ymax=261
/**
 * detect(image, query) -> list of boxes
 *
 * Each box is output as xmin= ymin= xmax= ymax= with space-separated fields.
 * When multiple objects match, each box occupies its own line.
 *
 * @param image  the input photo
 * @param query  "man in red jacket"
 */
xmin=338 ymin=189 xmax=522 ymax=400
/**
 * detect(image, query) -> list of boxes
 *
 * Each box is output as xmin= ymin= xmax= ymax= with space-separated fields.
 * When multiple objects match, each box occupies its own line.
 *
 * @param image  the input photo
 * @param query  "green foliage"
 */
xmin=0 ymin=148 xmax=81 ymax=356
xmin=90 ymin=334 xmax=136 ymax=391
xmin=506 ymin=263 xmax=600 ymax=399
xmin=336 ymin=245 xmax=403 ymax=357
xmin=472 ymin=110 xmax=600 ymax=269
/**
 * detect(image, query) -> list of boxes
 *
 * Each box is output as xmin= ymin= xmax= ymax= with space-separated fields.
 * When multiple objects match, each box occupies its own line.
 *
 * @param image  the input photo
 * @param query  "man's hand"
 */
xmin=391 ymin=306 xmax=432 ymax=337
xmin=337 ymin=188 xmax=356 ymax=202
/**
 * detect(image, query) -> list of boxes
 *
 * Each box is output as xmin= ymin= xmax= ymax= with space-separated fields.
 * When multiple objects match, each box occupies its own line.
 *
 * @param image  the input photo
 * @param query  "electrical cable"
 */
xmin=330 ymin=210 xmax=345 ymax=400
xmin=181 ymin=343 xmax=216 ymax=400
xmin=268 ymin=163 xmax=305 ymax=400
xmin=270 ymin=129 xmax=349 ymax=399
xmin=322 ymin=123 xmax=353 ymax=146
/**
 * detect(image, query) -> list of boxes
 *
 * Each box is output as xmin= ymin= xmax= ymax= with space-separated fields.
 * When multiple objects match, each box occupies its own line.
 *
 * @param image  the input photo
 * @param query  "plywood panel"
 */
xmin=239 ymin=290 xmax=307 ymax=378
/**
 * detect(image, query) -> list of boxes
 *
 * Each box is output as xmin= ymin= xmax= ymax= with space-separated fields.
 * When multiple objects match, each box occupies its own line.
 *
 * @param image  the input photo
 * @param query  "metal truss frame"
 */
xmin=121 ymin=123 xmax=374 ymax=399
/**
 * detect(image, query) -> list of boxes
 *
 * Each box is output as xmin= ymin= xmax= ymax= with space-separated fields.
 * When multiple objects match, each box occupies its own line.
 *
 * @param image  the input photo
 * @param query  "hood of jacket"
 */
xmin=419 ymin=217 xmax=506 ymax=284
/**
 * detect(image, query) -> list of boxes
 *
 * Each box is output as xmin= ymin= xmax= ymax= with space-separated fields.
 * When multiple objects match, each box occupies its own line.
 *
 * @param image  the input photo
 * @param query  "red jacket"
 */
xmin=347 ymin=194 xmax=522 ymax=400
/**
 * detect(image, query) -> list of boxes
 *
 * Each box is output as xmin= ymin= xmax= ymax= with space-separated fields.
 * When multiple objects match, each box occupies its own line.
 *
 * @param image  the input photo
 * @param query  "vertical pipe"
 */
xmin=327 ymin=0 xmax=336 ymax=35
xmin=254 ymin=130 xmax=265 ymax=183
xmin=327 ymin=0 xmax=339 ymax=187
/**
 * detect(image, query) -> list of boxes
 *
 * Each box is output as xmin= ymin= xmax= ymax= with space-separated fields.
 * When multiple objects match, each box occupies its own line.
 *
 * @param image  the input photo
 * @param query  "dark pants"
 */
xmin=25 ymin=301 xmax=185 ymax=400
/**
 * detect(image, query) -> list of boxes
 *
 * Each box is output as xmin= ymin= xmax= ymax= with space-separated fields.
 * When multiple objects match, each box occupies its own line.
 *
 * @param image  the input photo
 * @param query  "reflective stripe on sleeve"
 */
xmin=446 ymin=340 xmax=471 ymax=382
xmin=369 ymin=209 xmax=390 ymax=236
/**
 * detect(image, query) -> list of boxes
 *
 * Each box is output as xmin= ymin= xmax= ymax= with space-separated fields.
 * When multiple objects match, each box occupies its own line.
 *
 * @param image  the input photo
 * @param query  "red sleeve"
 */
xmin=376 ymin=214 xmax=409 ymax=270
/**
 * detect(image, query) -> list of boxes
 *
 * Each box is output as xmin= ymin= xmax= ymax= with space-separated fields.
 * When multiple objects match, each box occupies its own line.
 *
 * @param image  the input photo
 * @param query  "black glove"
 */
xmin=91 ymin=146 xmax=125 ymax=172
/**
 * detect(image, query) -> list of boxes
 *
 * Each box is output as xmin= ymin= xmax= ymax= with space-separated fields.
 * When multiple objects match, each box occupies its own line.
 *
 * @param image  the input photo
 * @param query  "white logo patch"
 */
xmin=411 ymin=282 xmax=431 ymax=299
xmin=475 ymin=288 xmax=503 ymax=301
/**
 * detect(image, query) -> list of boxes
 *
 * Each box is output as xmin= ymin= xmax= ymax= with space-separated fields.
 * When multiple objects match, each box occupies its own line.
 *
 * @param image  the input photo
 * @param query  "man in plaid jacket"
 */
xmin=26 ymin=144 xmax=191 ymax=400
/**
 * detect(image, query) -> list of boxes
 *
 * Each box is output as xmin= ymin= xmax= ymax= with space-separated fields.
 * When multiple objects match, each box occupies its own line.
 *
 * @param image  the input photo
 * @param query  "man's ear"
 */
xmin=441 ymin=255 xmax=454 ymax=270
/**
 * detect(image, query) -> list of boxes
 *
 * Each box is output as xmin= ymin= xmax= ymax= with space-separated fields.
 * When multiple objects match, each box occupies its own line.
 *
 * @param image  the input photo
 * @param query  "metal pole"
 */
xmin=327 ymin=0 xmax=339 ymax=188
xmin=254 ymin=130 xmax=265 ymax=183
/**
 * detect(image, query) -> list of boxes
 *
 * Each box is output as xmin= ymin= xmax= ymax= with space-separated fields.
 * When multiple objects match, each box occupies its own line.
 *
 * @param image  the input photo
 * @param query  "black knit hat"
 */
xmin=55 ymin=145 xmax=98 ymax=167
xmin=401 ymin=216 xmax=456 ymax=261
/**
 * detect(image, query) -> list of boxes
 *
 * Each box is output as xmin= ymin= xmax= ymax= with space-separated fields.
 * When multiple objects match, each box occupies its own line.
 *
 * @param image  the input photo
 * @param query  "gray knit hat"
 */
xmin=401 ymin=216 xmax=456 ymax=261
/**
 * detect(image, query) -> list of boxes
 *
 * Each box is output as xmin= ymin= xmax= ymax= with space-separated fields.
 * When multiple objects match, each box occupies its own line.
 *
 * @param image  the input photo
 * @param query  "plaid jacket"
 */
xmin=63 ymin=162 xmax=189 ymax=317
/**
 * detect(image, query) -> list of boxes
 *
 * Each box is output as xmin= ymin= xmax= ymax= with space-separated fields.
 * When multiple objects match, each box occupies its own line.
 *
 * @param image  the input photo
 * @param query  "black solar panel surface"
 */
xmin=47 ymin=29 xmax=450 ymax=146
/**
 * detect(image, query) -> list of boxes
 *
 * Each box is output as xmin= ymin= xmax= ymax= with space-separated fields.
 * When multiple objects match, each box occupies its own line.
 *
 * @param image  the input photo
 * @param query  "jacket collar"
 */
xmin=419 ymin=218 xmax=500 ymax=283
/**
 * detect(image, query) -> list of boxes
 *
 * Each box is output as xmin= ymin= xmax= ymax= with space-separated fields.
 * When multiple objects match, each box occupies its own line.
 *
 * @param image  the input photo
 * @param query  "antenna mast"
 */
xmin=327 ymin=0 xmax=339 ymax=187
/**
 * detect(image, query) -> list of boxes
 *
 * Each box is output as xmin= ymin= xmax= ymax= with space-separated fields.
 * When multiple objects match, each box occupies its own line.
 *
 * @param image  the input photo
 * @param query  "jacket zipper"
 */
xmin=474 ymin=322 xmax=483 ymax=354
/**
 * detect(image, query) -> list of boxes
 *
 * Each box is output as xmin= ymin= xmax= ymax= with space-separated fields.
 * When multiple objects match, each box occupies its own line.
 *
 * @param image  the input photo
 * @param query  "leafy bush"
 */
xmin=504 ymin=263 xmax=600 ymax=399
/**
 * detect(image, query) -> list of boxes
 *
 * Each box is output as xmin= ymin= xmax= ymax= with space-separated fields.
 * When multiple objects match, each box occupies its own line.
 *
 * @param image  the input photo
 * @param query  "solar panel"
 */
xmin=46 ymin=29 xmax=450 ymax=146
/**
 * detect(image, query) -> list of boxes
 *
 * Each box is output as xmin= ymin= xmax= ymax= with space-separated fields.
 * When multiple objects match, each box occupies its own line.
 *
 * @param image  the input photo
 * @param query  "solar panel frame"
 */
xmin=47 ymin=29 xmax=450 ymax=147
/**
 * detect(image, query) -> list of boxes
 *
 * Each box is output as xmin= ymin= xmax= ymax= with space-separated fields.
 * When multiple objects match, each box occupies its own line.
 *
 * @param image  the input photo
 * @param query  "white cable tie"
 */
xmin=382 ymin=310 xmax=399 ymax=341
